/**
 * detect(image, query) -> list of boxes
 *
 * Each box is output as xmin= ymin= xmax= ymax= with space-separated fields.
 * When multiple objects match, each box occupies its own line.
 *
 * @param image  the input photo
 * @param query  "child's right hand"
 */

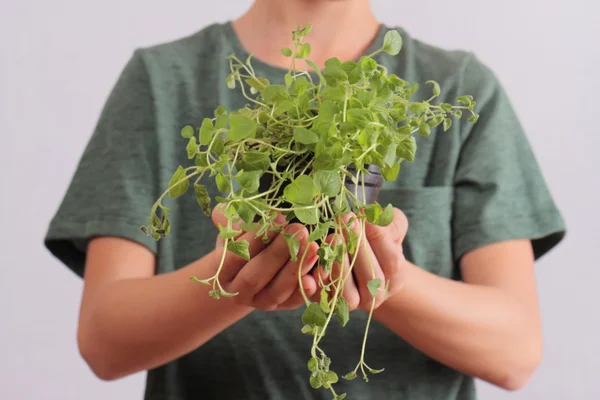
xmin=211 ymin=206 xmax=319 ymax=311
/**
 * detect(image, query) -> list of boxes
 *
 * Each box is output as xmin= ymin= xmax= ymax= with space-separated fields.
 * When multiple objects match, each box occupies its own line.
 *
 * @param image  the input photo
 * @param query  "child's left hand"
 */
xmin=311 ymin=207 xmax=409 ymax=312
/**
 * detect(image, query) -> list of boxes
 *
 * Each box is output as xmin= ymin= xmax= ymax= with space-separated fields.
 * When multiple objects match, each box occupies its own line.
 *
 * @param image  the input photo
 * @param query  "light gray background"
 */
xmin=1 ymin=0 xmax=597 ymax=399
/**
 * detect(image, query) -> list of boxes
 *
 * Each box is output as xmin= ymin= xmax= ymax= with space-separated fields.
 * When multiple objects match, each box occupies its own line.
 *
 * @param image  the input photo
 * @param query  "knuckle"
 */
xmin=238 ymin=273 xmax=263 ymax=293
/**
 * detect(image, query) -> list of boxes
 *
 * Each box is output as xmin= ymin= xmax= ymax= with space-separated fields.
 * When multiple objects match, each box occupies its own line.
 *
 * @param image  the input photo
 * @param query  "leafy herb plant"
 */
xmin=142 ymin=25 xmax=479 ymax=399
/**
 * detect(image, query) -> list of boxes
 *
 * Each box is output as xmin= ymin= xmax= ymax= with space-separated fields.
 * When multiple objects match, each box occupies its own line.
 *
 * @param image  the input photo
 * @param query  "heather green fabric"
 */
xmin=44 ymin=22 xmax=566 ymax=400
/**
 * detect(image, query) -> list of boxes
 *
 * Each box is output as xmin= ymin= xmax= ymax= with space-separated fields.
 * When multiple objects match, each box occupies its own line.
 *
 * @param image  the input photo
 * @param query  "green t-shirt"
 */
xmin=44 ymin=22 xmax=566 ymax=400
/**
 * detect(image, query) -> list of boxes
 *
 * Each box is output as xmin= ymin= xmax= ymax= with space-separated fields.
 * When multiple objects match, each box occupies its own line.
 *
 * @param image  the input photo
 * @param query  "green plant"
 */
xmin=142 ymin=25 xmax=478 ymax=399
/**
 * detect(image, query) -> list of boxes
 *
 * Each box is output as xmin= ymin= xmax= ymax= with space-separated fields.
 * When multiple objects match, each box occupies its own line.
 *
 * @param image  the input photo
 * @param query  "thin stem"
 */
xmin=297 ymin=242 xmax=312 ymax=305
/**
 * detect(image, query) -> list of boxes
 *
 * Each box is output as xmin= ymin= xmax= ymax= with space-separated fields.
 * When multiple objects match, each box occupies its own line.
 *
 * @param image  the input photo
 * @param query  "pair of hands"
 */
xmin=210 ymin=205 xmax=408 ymax=313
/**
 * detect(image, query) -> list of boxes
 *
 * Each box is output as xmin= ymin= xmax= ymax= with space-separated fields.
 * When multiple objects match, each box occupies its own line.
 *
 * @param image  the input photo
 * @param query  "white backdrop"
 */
xmin=1 ymin=1 xmax=598 ymax=399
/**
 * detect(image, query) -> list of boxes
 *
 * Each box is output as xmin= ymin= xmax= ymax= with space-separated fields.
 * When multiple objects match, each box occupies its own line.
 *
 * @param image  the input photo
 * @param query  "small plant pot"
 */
xmin=344 ymin=163 xmax=383 ymax=206
xmin=256 ymin=163 xmax=383 ymax=225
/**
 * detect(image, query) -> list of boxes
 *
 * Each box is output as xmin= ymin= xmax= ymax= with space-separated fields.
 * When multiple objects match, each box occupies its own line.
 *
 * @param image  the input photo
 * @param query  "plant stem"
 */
xmin=297 ymin=243 xmax=312 ymax=305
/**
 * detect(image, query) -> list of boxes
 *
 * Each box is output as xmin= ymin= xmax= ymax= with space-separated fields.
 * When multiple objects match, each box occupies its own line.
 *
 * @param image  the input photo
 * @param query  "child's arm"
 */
xmin=77 ymin=220 xmax=318 ymax=381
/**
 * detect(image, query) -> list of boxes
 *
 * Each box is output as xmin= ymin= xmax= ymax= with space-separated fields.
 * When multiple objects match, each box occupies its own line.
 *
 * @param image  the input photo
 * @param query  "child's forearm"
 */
xmin=77 ymin=249 xmax=252 ymax=381
xmin=373 ymin=261 xmax=542 ymax=390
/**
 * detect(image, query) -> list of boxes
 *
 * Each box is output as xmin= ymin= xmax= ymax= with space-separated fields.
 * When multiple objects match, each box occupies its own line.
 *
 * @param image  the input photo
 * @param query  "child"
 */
xmin=44 ymin=1 xmax=566 ymax=399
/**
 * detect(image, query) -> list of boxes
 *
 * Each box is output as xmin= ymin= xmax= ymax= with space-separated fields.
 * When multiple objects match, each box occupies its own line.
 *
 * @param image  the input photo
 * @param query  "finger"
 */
xmin=277 ymin=275 xmax=318 ymax=310
xmin=363 ymin=207 xmax=407 ymax=293
xmin=217 ymin=212 xmax=288 ymax=281
xmin=230 ymin=223 xmax=304 ymax=297
xmin=342 ymin=213 xmax=386 ymax=310
xmin=364 ymin=207 xmax=408 ymax=245
xmin=253 ymin=240 xmax=319 ymax=310
xmin=212 ymin=203 xmax=241 ymax=231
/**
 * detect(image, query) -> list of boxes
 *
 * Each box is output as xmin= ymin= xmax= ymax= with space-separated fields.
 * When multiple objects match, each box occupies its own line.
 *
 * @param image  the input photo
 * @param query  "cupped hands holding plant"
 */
xmin=142 ymin=24 xmax=478 ymax=399
xmin=209 ymin=204 xmax=321 ymax=312
xmin=311 ymin=206 xmax=408 ymax=314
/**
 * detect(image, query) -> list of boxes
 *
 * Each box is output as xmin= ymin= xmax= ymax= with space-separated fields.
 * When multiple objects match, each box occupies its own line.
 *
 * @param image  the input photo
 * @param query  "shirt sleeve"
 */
xmin=451 ymin=54 xmax=566 ymax=262
xmin=44 ymin=49 xmax=160 ymax=278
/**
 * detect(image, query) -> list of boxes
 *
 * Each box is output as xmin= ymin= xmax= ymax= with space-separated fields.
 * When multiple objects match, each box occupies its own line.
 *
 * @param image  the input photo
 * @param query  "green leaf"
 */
xmin=383 ymin=143 xmax=397 ymax=167
xmin=293 ymin=128 xmax=319 ymax=144
xmin=181 ymin=125 xmax=194 ymax=138
xmin=186 ymin=137 xmax=197 ymax=159
xmin=323 ymin=63 xmax=348 ymax=85
xmin=297 ymin=43 xmax=311 ymax=58
xmin=308 ymin=358 xmax=318 ymax=372
xmin=236 ymin=202 xmax=257 ymax=224
xmin=214 ymin=105 xmax=227 ymax=116
xmin=226 ymin=240 xmax=250 ymax=261
xmin=457 ymin=95 xmax=473 ymax=105
xmin=454 ymin=110 xmax=463 ymax=119
xmin=381 ymin=162 xmax=400 ymax=181
xmin=335 ymin=394 xmax=347 ymax=400
xmin=320 ymin=289 xmax=331 ymax=313
xmin=367 ymin=278 xmax=382 ymax=298
xmin=426 ymin=80 xmax=441 ymax=97
xmin=360 ymin=56 xmax=377 ymax=74
xmin=215 ymin=114 xmax=228 ymax=129
xmin=237 ymin=151 xmax=270 ymax=172
xmin=376 ymin=204 xmax=394 ymax=226
xmin=314 ymin=170 xmax=342 ymax=197
xmin=343 ymin=371 xmax=357 ymax=381
xmin=229 ymin=115 xmax=257 ymax=141
xmin=397 ymin=136 xmax=416 ymax=162
xmin=469 ymin=115 xmax=479 ymax=123
xmin=308 ymin=222 xmax=331 ymax=242
xmin=428 ymin=115 xmax=444 ymax=127
xmin=283 ymin=175 xmax=318 ymax=205
xmin=295 ymin=207 xmax=319 ymax=225
xmin=365 ymin=203 xmax=383 ymax=224
xmin=245 ymin=77 xmax=269 ymax=92
xmin=347 ymin=64 xmax=364 ymax=84
xmin=302 ymin=302 xmax=327 ymax=327
xmin=200 ymin=118 xmax=216 ymax=145
xmin=410 ymin=102 xmax=428 ymax=116
xmin=327 ymin=371 xmax=339 ymax=384
xmin=284 ymin=73 xmax=293 ymax=89
xmin=281 ymin=47 xmax=293 ymax=57
xmin=212 ymin=136 xmax=225 ymax=155
xmin=444 ymin=118 xmax=452 ymax=131
xmin=369 ymin=368 xmax=385 ymax=374
xmin=298 ymin=24 xmax=312 ymax=36
xmin=226 ymin=73 xmax=236 ymax=89
xmin=382 ymin=30 xmax=403 ymax=55
xmin=219 ymin=223 xmax=242 ymax=239
xmin=335 ymin=296 xmax=349 ymax=327
xmin=196 ymin=154 xmax=209 ymax=168
xmin=301 ymin=324 xmax=314 ymax=335
xmin=216 ymin=173 xmax=230 ymax=193
xmin=314 ymin=149 xmax=341 ymax=170
xmin=275 ymin=99 xmax=294 ymax=116
xmin=441 ymin=103 xmax=453 ymax=112
xmin=194 ymin=184 xmax=211 ymax=216
xmin=262 ymin=85 xmax=288 ymax=102
xmin=309 ymin=375 xmax=322 ymax=389
xmin=235 ymin=170 xmax=261 ymax=193
xmin=333 ymin=193 xmax=349 ymax=214
xmin=305 ymin=59 xmax=324 ymax=83
xmin=410 ymin=82 xmax=419 ymax=94
xmin=419 ymin=122 xmax=431 ymax=136
xmin=168 ymin=166 xmax=190 ymax=198
xmin=283 ymin=233 xmax=301 ymax=262
xmin=345 ymin=225 xmax=359 ymax=254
